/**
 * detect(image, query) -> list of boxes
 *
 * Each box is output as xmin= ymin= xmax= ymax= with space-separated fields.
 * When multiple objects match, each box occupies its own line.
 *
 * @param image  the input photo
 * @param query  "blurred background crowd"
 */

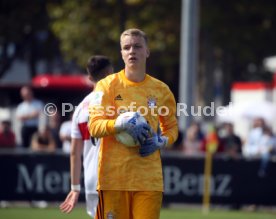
xmin=0 ymin=0 xmax=276 ymax=173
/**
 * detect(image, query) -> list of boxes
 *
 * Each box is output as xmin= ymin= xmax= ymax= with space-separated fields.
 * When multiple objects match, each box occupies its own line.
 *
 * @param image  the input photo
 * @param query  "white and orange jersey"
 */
xmin=88 ymin=69 xmax=178 ymax=192
xmin=71 ymin=92 xmax=100 ymax=194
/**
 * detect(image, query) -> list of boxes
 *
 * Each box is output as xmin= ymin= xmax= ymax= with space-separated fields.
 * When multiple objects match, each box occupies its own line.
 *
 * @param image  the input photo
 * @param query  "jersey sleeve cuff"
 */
xmin=106 ymin=119 xmax=117 ymax=134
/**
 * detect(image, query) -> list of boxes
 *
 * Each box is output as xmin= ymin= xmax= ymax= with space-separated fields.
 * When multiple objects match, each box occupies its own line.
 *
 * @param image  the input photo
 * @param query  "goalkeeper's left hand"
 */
xmin=139 ymin=126 xmax=168 ymax=157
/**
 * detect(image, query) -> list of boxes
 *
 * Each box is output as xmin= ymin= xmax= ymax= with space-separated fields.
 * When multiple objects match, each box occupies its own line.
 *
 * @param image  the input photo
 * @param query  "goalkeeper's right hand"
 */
xmin=114 ymin=112 xmax=150 ymax=145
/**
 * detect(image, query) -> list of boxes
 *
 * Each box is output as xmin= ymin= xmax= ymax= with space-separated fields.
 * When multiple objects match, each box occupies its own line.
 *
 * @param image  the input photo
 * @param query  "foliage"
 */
xmin=0 ymin=0 xmax=58 ymax=78
xmin=48 ymin=0 xmax=122 ymax=68
xmin=1 ymin=0 xmax=276 ymax=101
xmin=47 ymin=0 xmax=181 ymax=85
xmin=201 ymin=0 xmax=276 ymax=80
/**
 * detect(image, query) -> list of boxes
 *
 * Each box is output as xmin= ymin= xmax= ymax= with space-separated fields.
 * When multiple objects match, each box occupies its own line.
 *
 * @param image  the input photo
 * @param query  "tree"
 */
xmin=200 ymin=0 xmax=276 ymax=104
xmin=0 ymin=0 xmax=58 ymax=78
xmin=48 ymin=0 xmax=181 ymax=96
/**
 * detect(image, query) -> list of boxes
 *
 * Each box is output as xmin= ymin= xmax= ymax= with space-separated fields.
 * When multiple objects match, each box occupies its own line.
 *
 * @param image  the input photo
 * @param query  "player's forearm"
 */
xmin=70 ymin=139 xmax=83 ymax=185
xmin=88 ymin=116 xmax=117 ymax=138
xmin=70 ymin=156 xmax=81 ymax=185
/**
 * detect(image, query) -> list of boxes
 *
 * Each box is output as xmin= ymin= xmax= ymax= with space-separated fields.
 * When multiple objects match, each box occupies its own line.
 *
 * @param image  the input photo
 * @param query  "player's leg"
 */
xmin=86 ymin=193 xmax=98 ymax=218
xmin=95 ymin=190 xmax=131 ymax=219
xmin=132 ymin=191 xmax=162 ymax=219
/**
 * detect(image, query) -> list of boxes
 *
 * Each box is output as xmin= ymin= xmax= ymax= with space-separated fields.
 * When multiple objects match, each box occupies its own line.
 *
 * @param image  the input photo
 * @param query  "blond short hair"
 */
xmin=120 ymin=28 xmax=148 ymax=45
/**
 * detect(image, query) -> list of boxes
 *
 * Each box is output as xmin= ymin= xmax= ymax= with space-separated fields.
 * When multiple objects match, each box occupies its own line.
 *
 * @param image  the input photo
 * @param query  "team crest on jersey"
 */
xmin=107 ymin=211 xmax=115 ymax=219
xmin=147 ymin=95 xmax=157 ymax=108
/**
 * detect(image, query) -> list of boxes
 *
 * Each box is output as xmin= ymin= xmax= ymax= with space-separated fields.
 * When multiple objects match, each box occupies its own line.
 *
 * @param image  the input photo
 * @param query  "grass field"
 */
xmin=0 ymin=207 xmax=275 ymax=219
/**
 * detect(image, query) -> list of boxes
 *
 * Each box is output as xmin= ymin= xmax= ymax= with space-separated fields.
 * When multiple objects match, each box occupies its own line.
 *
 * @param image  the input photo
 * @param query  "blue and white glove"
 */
xmin=139 ymin=126 xmax=168 ymax=157
xmin=115 ymin=112 xmax=150 ymax=145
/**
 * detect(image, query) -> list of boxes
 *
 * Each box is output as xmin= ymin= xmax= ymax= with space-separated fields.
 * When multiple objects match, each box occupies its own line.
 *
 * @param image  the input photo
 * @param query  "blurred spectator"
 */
xmin=181 ymin=122 xmax=204 ymax=156
xmin=243 ymin=118 xmax=266 ymax=157
xmin=48 ymin=111 xmax=62 ymax=149
xmin=59 ymin=114 xmax=72 ymax=153
xmin=201 ymin=125 xmax=224 ymax=154
xmin=31 ymin=126 xmax=56 ymax=153
xmin=16 ymin=86 xmax=43 ymax=148
xmin=0 ymin=120 xmax=16 ymax=149
xmin=258 ymin=126 xmax=274 ymax=156
xmin=220 ymin=123 xmax=242 ymax=158
xmin=242 ymin=118 xmax=275 ymax=177
xmin=30 ymin=125 xmax=54 ymax=208
xmin=257 ymin=126 xmax=275 ymax=177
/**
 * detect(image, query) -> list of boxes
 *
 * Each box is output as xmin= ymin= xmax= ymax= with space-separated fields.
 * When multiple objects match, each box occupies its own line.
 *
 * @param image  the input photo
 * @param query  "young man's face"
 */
xmin=120 ymin=35 xmax=149 ymax=69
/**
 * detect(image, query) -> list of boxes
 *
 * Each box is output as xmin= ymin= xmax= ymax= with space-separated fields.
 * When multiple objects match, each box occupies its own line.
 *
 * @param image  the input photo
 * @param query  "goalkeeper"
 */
xmin=88 ymin=28 xmax=178 ymax=219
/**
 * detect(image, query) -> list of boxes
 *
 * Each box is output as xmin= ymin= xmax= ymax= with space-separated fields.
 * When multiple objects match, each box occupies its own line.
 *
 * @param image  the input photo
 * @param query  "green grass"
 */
xmin=0 ymin=207 xmax=275 ymax=219
xmin=161 ymin=209 xmax=276 ymax=219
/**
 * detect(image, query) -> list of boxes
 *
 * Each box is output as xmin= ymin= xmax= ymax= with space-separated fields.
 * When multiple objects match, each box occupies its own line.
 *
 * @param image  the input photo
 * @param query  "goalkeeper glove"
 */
xmin=139 ymin=126 xmax=168 ymax=157
xmin=115 ymin=112 xmax=150 ymax=145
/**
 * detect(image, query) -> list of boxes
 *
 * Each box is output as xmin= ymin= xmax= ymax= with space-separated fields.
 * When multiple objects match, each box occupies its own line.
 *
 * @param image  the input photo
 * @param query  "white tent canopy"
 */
xmin=263 ymin=56 xmax=276 ymax=73
xmin=217 ymin=101 xmax=276 ymax=125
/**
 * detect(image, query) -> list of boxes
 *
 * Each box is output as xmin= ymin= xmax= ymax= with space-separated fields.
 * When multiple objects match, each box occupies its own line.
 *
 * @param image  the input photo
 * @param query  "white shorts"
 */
xmin=86 ymin=193 xmax=99 ymax=218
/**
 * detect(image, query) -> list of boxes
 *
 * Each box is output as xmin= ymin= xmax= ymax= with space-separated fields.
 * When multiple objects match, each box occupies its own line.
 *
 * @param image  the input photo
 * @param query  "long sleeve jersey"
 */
xmin=88 ymin=69 xmax=178 ymax=191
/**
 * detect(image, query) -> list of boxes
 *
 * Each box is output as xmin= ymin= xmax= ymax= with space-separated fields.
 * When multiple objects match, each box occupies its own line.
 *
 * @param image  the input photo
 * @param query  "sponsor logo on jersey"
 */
xmin=114 ymin=94 xmax=123 ymax=100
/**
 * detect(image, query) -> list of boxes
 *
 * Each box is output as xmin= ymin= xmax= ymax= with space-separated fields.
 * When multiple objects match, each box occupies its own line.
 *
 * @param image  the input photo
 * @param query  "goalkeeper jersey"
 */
xmin=88 ymin=69 xmax=178 ymax=191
